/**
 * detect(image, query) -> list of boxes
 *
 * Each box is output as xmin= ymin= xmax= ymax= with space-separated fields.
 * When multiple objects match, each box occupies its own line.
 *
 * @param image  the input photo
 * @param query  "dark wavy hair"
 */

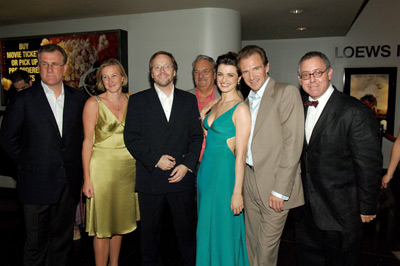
xmin=216 ymin=52 xmax=239 ymax=75
xmin=237 ymin=45 xmax=268 ymax=67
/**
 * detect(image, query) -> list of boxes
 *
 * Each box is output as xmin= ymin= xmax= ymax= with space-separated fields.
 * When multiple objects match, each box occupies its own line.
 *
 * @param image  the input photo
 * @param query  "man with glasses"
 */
xmin=189 ymin=55 xmax=219 ymax=163
xmin=124 ymin=51 xmax=202 ymax=265
xmin=296 ymin=51 xmax=382 ymax=266
xmin=0 ymin=44 xmax=87 ymax=265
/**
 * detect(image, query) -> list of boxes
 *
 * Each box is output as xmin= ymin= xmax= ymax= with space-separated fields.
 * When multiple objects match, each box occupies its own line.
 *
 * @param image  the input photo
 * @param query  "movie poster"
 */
xmin=1 ymin=30 xmax=127 ymax=106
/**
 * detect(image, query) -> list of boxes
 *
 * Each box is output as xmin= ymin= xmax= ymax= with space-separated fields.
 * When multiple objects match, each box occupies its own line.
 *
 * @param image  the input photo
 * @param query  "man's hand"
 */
xmin=168 ymin=164 xmax=189 ymax=183
xmin=269 ymin=194 xmax=284 ymax=212
xmin=361 ymin=214 xmax=376 ymax=223
xmin=157 ymin=155 xmax=176 ymax=170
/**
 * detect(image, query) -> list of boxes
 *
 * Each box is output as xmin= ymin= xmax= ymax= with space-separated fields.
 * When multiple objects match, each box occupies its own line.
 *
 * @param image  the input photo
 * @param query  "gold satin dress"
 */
xmin=86 ymin=95 xmax=139 ymax=238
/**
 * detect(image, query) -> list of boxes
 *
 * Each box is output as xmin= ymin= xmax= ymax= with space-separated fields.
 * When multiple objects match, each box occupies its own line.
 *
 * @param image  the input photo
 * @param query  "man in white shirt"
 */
xmin=124 ymin=51 xmax=202 ymax=266
xmin=238 ymin=45 xmax=305 ymax=266
xmin=296 ymin=51 xmax=382 ymax=266
xmin=0 ymin=44 xmax=87 ymax=266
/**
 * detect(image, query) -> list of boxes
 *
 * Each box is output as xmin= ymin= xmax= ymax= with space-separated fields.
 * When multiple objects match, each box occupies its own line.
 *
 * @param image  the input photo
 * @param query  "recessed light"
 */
xmin=290 ymin=9 xmax=304 ymax=14
xmin=296 ymin=27 xmax=307 ymax=31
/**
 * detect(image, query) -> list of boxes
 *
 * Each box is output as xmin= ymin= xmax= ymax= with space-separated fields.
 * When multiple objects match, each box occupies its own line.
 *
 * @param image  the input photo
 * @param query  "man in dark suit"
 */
xmin=0 ymin=44 xmax=87 ymax=266
xmin=296 ymin=51 xmax=382 ymax=266
xmin=124 ymin=51 xmax=203 ymax=266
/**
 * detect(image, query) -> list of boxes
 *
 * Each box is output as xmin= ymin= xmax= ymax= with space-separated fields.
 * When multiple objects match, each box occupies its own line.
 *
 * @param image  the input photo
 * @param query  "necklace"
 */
xmin=109 ymin=97 xmax=122 ymax=111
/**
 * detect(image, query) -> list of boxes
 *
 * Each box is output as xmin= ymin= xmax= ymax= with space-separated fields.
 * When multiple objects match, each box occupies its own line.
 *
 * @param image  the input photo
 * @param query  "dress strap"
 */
xmin=94 ymin=95 xmax=101 ymax=102
xmin=233 ymin=101 xmax=243 ymax=109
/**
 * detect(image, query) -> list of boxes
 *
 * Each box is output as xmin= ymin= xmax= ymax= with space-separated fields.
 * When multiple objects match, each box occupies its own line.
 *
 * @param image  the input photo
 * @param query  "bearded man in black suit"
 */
xmin=124 ymin=51 xmax=202 ymax=266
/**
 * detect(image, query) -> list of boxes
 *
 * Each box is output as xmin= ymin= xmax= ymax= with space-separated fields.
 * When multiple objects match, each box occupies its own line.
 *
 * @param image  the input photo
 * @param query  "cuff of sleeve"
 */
xmin=272 ymin=190 xmax=289 ymax=201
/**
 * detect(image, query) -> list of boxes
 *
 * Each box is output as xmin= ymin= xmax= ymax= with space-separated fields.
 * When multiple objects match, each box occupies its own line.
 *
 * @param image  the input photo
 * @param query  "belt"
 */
xmin=246 ymin=163 xmax=254 ymax=171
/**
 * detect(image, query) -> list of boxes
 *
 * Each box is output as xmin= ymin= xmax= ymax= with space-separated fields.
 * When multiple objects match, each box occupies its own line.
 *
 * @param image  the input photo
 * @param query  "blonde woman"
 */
xmin=82 ymin=58 xmax=139 ymax=266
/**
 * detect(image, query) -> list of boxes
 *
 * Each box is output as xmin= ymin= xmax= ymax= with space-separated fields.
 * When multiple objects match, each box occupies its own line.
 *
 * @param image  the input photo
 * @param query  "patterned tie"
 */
xmin=304 ymin=100 xmax=319 ymax=107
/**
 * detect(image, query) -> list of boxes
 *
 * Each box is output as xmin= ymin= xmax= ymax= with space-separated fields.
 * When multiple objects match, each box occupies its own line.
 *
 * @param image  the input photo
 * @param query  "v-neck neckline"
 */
xmin=98 ymin=94 xmax=128 ymax=124
xmin=206 ymin=101 xmax=242 ymax=128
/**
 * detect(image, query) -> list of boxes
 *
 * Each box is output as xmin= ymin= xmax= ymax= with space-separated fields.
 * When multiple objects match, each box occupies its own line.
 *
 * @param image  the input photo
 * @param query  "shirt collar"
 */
xmin=154 ymin=84 xmax=174 ymax=98
xmin=248 ymin=77 xmax=270 ymax=100
xmin=41 ymin=81 xmax=64 ymax=97
xmin=308 ymin=84 xmax=334 ymax=107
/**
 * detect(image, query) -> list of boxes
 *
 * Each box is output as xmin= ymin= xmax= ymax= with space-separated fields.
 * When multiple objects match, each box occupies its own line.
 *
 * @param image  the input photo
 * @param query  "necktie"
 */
xmin=304 ymin=100 xmax=319 ymax=107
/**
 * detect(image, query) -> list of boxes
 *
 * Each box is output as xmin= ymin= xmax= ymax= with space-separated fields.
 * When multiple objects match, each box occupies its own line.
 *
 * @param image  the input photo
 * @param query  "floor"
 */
xmin=1 ymin=175 xmax=400 ymax=266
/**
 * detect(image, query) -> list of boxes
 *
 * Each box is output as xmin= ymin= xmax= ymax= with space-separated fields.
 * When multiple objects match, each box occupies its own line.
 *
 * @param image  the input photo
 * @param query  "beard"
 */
xmin=153 ymin=73 xmax=175 ymax=88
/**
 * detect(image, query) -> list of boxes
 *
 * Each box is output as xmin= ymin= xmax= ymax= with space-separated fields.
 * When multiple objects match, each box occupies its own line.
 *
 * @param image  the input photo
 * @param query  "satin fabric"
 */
xmin=86 ymin=96 xmax=139 ymax=238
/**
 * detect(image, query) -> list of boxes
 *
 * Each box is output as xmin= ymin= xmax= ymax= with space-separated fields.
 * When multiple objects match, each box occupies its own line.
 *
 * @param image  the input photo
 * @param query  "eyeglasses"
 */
xmin=299 ymin=68 xmax=328 ymax=80
xmin=153 ymin=65 xmax=173 ymax=71
xmin=39 ymin=62 xmax=65 ymax=69
xmin=193 ymin=69 xmax=211 ymax=76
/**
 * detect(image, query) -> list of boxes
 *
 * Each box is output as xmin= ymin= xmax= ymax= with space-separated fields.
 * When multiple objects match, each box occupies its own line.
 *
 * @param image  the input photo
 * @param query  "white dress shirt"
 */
xmin=246 ymin=77 xmax=269 ymax=166
xmin=42 ymin=81 xmax=65 ymax=136
xmin=305 ymin=85 xmax=334 ymax=143
xmin=154 ymin=84 xmax=174 ymax=122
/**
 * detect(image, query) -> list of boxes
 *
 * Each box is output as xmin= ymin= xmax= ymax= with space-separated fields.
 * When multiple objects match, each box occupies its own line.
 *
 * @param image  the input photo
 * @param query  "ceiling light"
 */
xmin=296 ymin=27 xmax=307 ymax=31
xmin=290 ymin=9 xmax=303 ymax=14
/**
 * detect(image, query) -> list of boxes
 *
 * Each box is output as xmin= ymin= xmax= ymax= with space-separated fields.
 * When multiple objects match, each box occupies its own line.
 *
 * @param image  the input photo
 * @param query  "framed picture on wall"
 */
xmin=0 ymin=29 xmax=128 ymax=106
xmin=343 ymin=67 xmax=397 ymax=135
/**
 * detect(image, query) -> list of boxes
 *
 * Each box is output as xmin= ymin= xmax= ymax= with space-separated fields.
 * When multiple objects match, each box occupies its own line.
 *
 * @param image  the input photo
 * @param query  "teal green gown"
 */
xmin=196 ymin=101 xmax=249 ymax=266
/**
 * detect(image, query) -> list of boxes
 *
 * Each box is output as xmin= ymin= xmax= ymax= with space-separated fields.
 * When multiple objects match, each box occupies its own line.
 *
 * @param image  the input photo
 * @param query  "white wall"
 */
xmin=243 ymin=0 xmax=400 ymax=166
xmin=0 ymin=8 xmax=241 ymax=93
xmin=0 ymin=8 xmax=241 ymax=187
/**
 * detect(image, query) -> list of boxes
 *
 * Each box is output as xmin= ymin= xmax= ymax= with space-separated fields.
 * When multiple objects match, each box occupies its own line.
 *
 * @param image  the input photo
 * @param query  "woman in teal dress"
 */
xmin=197 ymin=52 xmax=251 ymax=265
xmin=82 ymin=58 xmax=139 ymax=266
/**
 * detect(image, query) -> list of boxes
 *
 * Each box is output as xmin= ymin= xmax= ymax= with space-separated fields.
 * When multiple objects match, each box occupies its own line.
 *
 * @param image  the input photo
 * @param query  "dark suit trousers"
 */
xmin=138 ymin=190 xmax=196 ymax=266
xmin=23 ymin=183 xmax=77 ymax=266
xmin=295 ymin=204 xmax=362 ymax=266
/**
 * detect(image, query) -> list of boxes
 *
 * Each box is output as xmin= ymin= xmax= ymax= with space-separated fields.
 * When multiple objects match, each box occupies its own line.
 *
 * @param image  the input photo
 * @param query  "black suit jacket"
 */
xmin=124 ymin=87 xmax=202 ymax=194
xmin=300 ymin=89 xmax=382 ymax=231
xmin=0 ymin=83 xmax=87 ymax=204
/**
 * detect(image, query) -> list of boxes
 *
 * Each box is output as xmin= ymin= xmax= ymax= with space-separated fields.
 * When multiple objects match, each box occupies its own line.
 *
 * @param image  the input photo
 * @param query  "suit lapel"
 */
xmin=169 ymin=89 xmax=182 ymax=125
xmin=307 ymin=90 xmax=339 ymax=147
xmin=148 ymin=88 xmax=169 ymax=124
xmin=253 ymin=78 xmax=275 ymax=137
xmin=62 ymin=86 xmax=75 ymax=138
xmin=33 ymin=84 xmax=60 ymax=136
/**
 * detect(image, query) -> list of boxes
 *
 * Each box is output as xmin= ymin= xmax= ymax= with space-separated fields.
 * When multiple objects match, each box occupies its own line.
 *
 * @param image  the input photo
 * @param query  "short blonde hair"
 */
xmin=96 ymin=58 xmax=128 ymax=91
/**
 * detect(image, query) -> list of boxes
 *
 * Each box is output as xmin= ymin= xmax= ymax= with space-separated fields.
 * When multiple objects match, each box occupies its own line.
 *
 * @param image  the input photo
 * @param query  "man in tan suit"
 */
xmin=238 ymin=45 xmax=304 ymax=266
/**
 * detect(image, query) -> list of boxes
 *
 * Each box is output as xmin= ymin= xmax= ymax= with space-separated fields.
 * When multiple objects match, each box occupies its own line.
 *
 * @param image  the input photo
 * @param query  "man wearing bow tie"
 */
xmin=295 ymin=51 xmax=382 ymax=266
xmin=238 ymin=45 xmax=305 ymax=266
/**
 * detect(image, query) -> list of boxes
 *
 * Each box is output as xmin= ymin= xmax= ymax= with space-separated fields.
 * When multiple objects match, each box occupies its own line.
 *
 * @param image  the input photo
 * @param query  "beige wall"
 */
xmin=243 ymin=0 xmax=400 ymax=166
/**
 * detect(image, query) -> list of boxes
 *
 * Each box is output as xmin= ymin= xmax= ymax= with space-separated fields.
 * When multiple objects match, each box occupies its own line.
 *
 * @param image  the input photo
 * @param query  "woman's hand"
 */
xmin=199 ymin=97 xmax=220 ymax=121
xmin=231 ymin=192 xmax=244 ymax=215
xmin=83 ymin=179 xmax=94 ymax=198
xmin=381 ymin=173 xmax=393 ymax=188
